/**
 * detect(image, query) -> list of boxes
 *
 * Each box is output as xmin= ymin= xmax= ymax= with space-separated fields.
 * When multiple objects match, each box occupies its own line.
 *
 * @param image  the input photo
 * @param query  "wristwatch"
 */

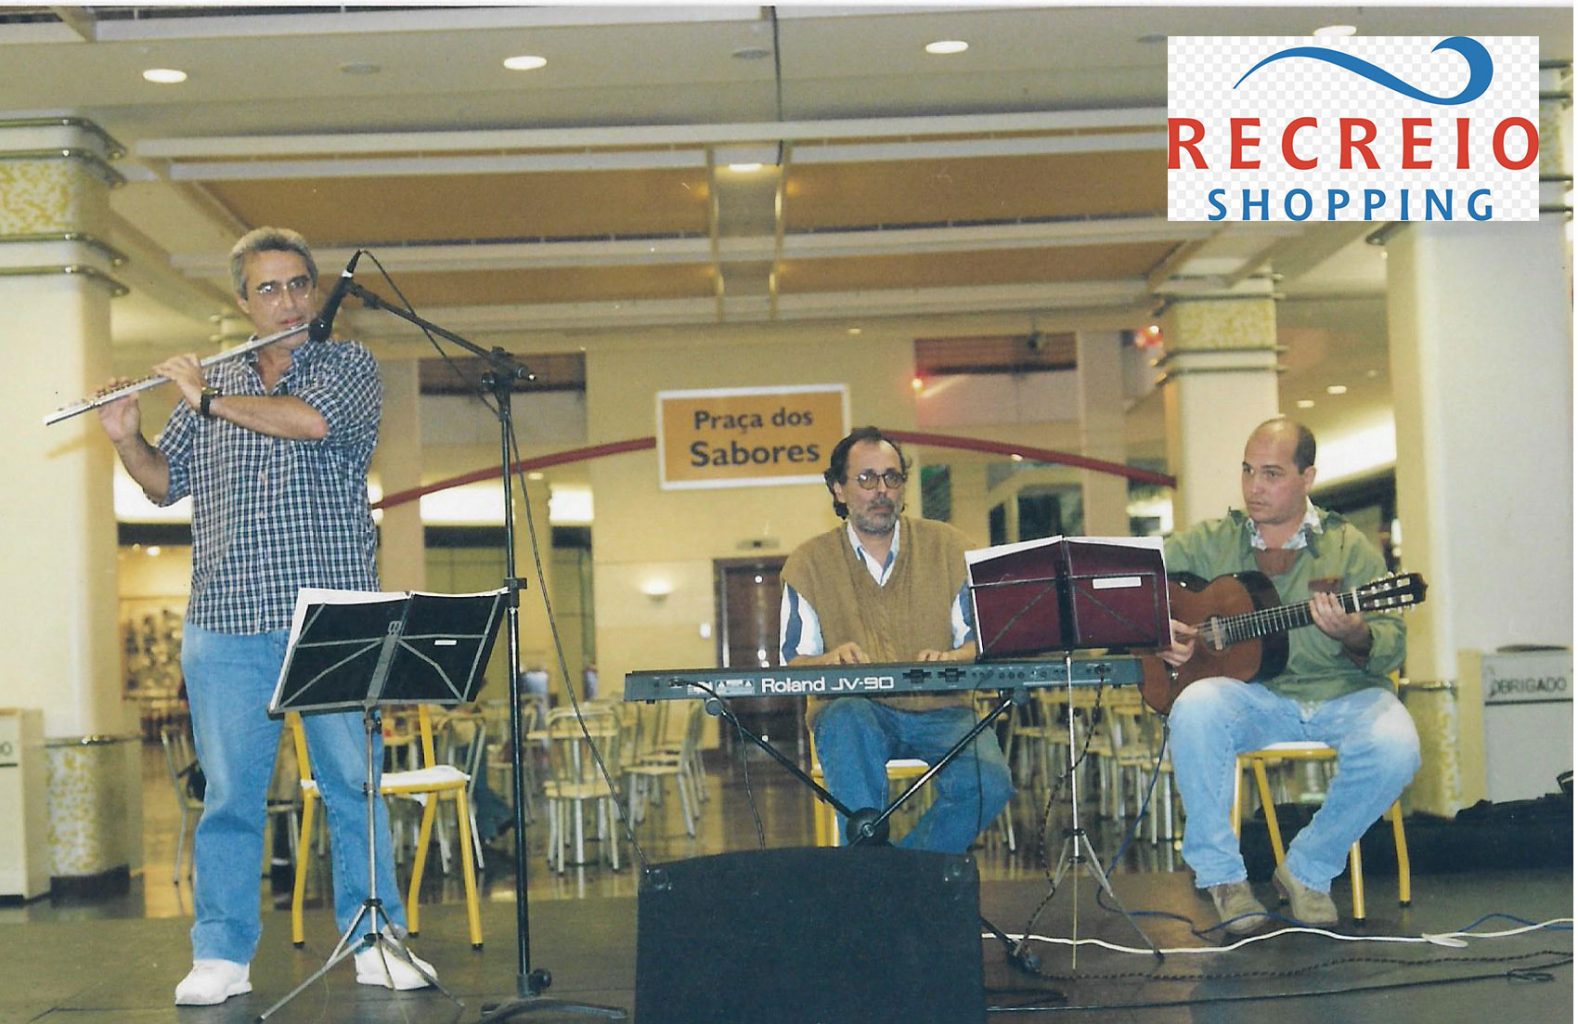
xmin=199 ymin=386 xmax=221 ymax=418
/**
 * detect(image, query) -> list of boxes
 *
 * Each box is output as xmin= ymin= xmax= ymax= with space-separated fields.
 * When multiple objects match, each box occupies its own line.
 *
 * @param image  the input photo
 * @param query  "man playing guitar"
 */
xmin=1159 ymin=418 xmax=1420 ymax=936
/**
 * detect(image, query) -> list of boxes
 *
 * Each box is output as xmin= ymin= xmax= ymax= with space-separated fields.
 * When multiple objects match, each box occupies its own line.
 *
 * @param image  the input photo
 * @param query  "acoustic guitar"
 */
xmin=1139 ymin=571 xmax=1428 ymax=714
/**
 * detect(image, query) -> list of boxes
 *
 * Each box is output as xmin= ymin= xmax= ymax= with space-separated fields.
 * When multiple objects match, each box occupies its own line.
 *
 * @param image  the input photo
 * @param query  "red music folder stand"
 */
xmin=967 ymin=536 xmax=1170 ymax=967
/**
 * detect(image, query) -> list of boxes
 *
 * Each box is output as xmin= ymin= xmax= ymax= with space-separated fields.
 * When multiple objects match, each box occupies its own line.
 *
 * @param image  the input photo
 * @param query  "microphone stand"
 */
xmin=346 ymin=281 xmax=625 ymax=1021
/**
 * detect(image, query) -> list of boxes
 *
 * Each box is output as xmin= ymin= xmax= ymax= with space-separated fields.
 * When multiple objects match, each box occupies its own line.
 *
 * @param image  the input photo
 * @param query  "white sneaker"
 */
xmin=174 ymin=959 xmax=252 ymax=1006
xmin=354 ymin=944 xmax=437 ymax=991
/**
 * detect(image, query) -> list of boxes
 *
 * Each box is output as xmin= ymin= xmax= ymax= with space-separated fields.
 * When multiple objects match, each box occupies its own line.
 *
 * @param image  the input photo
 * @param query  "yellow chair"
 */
xmin=1097 ymin=689 xmax=1177 ymax=843
xmin=158 ymin=724 xmax=205 ymax=884
xmin=541 ymin=705 xmax=624 ymax=873
xmin=626 ymin=700 xmax=703 ymax=837
xmin=1011 ymin=690 xmax=1066 ymax=796
xmin=287 ymin=707 xmax=484 ymax=950
xmin=969 ymin=695 xmax=1018 ymax=851
xmin=1232 ymin=741 xmax=1411 ymax=922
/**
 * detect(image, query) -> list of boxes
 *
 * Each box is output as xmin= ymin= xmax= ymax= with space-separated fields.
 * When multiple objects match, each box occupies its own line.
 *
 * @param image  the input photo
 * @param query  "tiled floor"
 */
xmin=1 ymin=738 xmax=1570 ymax=1024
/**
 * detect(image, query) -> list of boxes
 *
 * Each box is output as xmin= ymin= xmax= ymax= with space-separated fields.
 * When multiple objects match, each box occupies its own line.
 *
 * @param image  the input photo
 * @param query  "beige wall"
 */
xmin=585 ymin=328 xmax=919 ymax=689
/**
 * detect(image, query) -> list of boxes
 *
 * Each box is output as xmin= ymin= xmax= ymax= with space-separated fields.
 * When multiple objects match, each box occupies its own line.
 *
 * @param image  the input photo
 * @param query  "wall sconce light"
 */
xmin=640 ymin=578 xmax=674 ymax=601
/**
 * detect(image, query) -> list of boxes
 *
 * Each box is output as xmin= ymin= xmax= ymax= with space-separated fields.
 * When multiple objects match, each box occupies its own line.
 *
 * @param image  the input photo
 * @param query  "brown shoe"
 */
xmin=1273 ymin=863 xmax=1338 ymax=925
xmin=1208 ymin=880 xmax=1268 ymax=936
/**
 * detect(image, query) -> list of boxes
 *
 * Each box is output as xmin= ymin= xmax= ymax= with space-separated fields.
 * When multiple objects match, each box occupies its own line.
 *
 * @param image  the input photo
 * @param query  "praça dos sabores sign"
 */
xmin=1168 ymin=35 xmax=1540 ymax=222
xmin=656 ymin=384 xmax=849 ymax=490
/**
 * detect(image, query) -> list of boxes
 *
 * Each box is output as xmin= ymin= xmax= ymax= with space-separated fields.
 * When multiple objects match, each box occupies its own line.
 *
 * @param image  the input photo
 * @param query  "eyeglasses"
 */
xmin=251 ymin=275 xmax=314 ymax=303
xmin=852 ymin=469 xmax=907 ymax=491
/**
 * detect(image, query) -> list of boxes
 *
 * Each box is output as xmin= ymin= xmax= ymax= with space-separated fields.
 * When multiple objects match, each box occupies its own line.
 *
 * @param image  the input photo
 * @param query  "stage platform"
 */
xmin=3 ymin=865 xmax=1568 ymax=1024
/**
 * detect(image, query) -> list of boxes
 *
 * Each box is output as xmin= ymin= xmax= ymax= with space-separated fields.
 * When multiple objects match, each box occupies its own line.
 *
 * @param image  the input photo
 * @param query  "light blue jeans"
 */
xmin=1168 ymin=677 xmax=1420 ymax=892
xmin=813 ymin=699 xmax=1014 ymax=854
xmin=182 ymin=626 xmax=407 ymax=963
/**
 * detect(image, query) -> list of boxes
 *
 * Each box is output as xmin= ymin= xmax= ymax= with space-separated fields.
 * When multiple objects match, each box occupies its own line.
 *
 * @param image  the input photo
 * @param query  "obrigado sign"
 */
xmin=656 ymin=384 xmax=849 ymax=490
xmin=1168 ymin=36 xmax=1540 ymax=222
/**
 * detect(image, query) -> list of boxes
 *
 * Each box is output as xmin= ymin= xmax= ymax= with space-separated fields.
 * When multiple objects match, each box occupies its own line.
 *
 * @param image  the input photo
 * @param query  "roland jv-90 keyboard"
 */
xmin=623 ymin=657 xmax=1141 ymax=703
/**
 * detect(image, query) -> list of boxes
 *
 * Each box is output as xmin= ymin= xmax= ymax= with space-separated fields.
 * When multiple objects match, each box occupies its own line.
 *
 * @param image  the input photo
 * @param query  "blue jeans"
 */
xmin=1168 ymin=678 xmax=1420 ymax=892
xmin=183 ymin=627 xmax=407 ymax=963
xmin=813 ymin=699 xmax=1014 ymax=854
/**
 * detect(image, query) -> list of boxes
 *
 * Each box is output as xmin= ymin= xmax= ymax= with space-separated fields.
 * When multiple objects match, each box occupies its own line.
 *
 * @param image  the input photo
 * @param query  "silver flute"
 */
xmin=43 ymin=323 xmax=308 ymax=426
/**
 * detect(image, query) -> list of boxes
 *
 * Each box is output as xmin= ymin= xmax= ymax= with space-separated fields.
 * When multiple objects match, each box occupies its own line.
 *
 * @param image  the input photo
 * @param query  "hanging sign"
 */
xmin=656 ymin=384 xmax=848 ymax=490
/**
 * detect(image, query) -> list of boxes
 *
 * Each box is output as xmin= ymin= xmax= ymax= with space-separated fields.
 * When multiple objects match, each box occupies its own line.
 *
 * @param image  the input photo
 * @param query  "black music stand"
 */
xmin=257 ymin=586 xmax=506 ymax=1022
xmin=967 ymin=536 xmax=1169 ymax=967
xmin=341 ymin=279 xmax=624 ymax=1022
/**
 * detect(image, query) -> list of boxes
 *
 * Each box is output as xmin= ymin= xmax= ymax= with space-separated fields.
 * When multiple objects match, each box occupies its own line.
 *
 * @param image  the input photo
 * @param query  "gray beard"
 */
xmin=849 ymin=503 xmax=897 ymax=536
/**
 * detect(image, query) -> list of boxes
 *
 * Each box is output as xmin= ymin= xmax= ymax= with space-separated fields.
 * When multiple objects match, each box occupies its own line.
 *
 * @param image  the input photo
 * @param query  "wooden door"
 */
xmin=714 ymin=557 xmax=800 ymax=756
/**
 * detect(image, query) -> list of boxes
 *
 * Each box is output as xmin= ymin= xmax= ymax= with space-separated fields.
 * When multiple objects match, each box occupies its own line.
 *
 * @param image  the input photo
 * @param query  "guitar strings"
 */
xmin=1193 ymin=578 xmax=1415 ymax=646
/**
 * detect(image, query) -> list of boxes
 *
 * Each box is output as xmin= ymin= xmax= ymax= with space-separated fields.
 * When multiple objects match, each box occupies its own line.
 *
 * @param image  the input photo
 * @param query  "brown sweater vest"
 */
xmin=781 ymin=516 xmax=973 ymax=718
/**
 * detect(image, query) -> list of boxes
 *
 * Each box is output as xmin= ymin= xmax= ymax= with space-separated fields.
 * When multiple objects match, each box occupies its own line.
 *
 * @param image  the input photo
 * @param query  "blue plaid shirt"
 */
xmin=155 ymin=337 xmax=382 ymax=633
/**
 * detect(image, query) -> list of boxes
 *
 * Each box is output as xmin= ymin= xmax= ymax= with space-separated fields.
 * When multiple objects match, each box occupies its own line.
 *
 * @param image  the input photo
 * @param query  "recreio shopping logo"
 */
xmin=1168 ymin=36 xmax=1540 ymax=222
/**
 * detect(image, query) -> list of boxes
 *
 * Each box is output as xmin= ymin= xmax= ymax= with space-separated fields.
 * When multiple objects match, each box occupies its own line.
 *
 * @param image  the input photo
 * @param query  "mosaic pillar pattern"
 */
xmin=1 ymin=117 xmax=137 ymax=881
xmin=1157 ymin=288 xmax=1281 ymax=530
xmin=44 ymin=737 xmax=143 ymax=877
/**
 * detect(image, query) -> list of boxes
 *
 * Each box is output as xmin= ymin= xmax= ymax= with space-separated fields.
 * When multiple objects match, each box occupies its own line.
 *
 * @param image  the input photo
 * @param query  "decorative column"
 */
xmin=1385 ymin=65 xmax=1574 ymax=814
xmin=1157 ymin=284 xmax=1282 ymax=531
xmin=0 ymin=116 xmax=141 ymax=885
xmin=373 ymin=357 xmax=425 ymax=591
xmin=1075 ymin=330 xmax=1129 ymax=535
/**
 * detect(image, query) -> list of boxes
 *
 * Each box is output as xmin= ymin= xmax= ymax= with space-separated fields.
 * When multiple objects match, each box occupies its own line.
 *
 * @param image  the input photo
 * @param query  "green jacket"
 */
xmin=1162 ymin=507 xmax=1405 ymax=702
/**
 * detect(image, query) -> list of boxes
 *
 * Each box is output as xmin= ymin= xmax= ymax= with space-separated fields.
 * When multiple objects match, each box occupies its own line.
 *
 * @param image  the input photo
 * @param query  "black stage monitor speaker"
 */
xmin=635 ymin=846 xmax=985 ymax=1024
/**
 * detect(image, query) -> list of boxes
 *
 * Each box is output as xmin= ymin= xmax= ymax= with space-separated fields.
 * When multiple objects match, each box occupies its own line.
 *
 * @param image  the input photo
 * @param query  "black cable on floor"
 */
xmin=990 ymin=946 xmax=1573 ymax=987
xmin=983 ymin=953 xmax=1572 ymax=1013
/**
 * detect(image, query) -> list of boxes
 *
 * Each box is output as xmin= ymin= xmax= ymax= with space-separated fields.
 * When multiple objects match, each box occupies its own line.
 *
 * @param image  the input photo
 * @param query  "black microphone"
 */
xmin=308 ymin=250 xmax=363 ymax=342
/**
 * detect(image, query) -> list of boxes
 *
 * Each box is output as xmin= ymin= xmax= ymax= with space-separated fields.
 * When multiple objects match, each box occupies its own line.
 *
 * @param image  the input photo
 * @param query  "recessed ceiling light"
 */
xmin=732 ymin=46 xmax=772 ymax=61
xmin=142 ymin=68 xmax=187 ymax=84
xmin=1296 ymin=399 xmax=1316 ymax=409
xmin=1326 ymin=384 xmax=1349 ymax=395
xmin=503 ymin=54 xmax=548 ymax=71
xmin=1314 ymin=24 xmax=1357 ymax=38
xmin=846 ymin=327 xmax=862 ymax=336
xmin=727 ymin=162 xmax=764 ymax=173
xmin=925 ymin=40 xmax=969 ymax=55
xmin=339 ymin=61 xmax=381 ymax=76
xmin=527 ymin=471 xmax=545 ymax=481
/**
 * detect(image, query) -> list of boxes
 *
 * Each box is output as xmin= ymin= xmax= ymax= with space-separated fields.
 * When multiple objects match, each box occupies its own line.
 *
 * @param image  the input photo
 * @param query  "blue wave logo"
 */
xmin=1234 ymin=36 xmax=1493 ymax=105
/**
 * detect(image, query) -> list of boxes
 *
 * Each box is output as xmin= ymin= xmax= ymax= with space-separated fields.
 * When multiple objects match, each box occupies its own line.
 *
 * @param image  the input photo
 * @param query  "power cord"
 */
xmin=990 ymin=957 xmax=1572 ymax=1014
xmin=999 ymin=913 xmax=1575 ymax=960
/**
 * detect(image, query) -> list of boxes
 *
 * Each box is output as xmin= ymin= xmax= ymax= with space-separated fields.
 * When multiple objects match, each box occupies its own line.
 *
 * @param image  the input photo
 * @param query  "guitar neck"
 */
xmin=1212 ymin=589 xmax=1360 ymax=645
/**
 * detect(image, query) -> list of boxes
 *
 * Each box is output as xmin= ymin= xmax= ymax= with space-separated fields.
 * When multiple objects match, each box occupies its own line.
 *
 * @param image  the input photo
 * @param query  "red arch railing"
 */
xmin=372 ymin=431 xmax=1174 ymax=511
xmin=373 ymin=437 xmax=656 ymax=510
xmin=883 ymin=430 xmax=1176 ymax=487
